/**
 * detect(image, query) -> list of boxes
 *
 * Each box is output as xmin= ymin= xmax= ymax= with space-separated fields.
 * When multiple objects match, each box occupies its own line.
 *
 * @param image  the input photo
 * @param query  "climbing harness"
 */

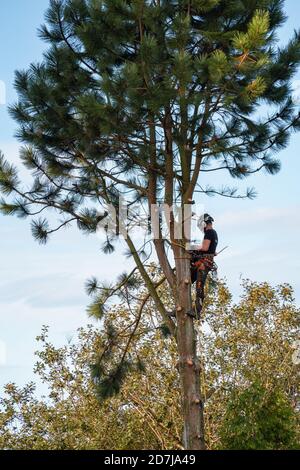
xmin=190 ymin=252 xmax=219 ymax=320
xmin=168 ymin=238 xmax=228 ymax=321
xmin=190 ymin=246 xmax=228 ymax=319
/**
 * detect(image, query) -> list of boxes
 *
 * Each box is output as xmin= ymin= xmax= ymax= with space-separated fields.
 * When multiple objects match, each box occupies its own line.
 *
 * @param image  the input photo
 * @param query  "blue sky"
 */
xmin=0 ymin=0 xmax=300 ymax=391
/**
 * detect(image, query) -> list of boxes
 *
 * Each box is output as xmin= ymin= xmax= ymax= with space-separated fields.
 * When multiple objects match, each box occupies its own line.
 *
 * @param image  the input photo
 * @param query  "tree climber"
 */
xmin=190 ymin=214 xmax=218 ymax=319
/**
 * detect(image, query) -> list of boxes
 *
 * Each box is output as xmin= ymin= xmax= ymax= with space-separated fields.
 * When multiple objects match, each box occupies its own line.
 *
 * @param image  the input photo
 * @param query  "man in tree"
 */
xmin=191 ymin=213 xmax=218 ymax=318
xmin=1 ymin=0 xmax=300 ymax=450
xmin=1 ymin=279 xmax=298 ymax=450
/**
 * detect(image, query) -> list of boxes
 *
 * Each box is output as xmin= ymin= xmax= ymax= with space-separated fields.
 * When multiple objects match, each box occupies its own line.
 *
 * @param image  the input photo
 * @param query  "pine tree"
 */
xmin=1 ymin=0 xmax=300 ymax=450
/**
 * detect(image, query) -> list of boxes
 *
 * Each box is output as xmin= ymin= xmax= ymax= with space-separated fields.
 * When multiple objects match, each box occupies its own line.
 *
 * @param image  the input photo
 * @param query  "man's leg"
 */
xmin=191 ymin=265 xmax=197 ymax=284
xmin=195 ymin=266 xmax=210 ymax=319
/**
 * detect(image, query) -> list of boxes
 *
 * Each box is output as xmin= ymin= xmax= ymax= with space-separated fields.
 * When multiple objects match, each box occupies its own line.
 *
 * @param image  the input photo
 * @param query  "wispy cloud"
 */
xmin=218 ymin=205 xmax=300 ymax=229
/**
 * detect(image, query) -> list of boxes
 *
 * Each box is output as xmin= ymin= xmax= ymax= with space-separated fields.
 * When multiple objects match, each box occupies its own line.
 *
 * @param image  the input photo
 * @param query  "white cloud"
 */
xmin=0 ymin=299 xmax=89 ymax=368
xmin=212 ymin=204 xmax=300 ymax=303
xmin=217 ymin=205 xmax=300 ymax=229
xmin=0 ymin=298 xmax=90 ymax=391
xmin=0 ymin=142 xmax=21 ymax=164
xmin=0 ymin=340 xmax=7 ymax=366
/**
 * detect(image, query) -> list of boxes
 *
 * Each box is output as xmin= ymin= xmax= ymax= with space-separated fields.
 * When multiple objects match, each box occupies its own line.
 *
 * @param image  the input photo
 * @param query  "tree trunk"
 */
xmin=175 ymin=248 xmax=205 ymax=450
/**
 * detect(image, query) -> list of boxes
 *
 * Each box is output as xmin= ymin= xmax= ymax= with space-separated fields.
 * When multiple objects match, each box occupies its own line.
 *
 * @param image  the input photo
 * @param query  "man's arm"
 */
xmin=197 ymin=239 xmax=211 ymax=252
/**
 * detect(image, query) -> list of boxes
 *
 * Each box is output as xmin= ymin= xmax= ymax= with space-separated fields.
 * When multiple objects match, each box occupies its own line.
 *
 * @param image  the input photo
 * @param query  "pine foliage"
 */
xmin=0 ymin=0 xmax=300 ymax=248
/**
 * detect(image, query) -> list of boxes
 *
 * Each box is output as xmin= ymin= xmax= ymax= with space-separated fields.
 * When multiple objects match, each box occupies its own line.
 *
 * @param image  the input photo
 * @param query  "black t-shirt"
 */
xmin=201 ymin=229 xmax=218 ymax=255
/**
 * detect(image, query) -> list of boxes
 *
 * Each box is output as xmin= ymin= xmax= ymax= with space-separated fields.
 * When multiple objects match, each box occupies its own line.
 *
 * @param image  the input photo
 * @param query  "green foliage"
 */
xmin=0 ymin=198 xmax=28 ymax=218
xmin=159 ymin=323 xmax=172 ymax=338
xmin=233 ymin=10 xmax=270 ymax=50
xmin=0 ymin=279 xmax=299 ymax=450
xmin=93 ymin=360 xmax=134 ymax=399
xmin=207 ymin=50 xmax=229 ymax=82
xmin=86 ymin=299 xmax=106 ymax=320
xmin=191 ymin=0 xmax=220 ymax=13
xmin=0 ymin=153 xmax=19 ymax=196
xmin=219 ymin=382 xmax=299 ymax=450
xmin=1 ymin=0 xmax=300 ymax=247
xmin=31 ymin=218 xmax=50 ymax=244
xmin=0 ymin=0 xmax=300 ymax=450
xmin=245 ymin=76 xmax=267 ymax=99
xmin=85 ymin=276 xmax=99 ymax=296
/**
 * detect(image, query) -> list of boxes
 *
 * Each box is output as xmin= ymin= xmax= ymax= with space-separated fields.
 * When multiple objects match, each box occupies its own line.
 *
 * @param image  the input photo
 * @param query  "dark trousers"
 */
xmin=191 ymin=256 xmax=213 ymax=317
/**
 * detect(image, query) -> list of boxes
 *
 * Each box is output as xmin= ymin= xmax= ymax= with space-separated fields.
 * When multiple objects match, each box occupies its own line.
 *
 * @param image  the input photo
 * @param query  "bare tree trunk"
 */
xmin=175 ymin=247 xmax=205 ymax=450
